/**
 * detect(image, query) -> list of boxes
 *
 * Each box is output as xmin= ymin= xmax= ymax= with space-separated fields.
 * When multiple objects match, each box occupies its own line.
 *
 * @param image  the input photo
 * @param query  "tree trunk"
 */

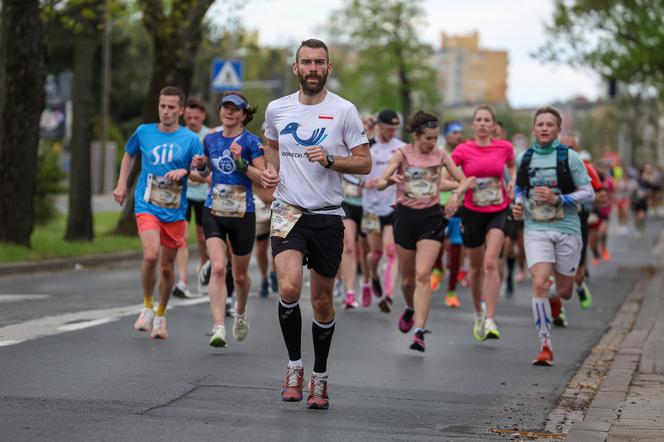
xmin=0 ymin=0 xmax=46 ymax=246
xmin=65 ymin=29 xmax=98 ymax=241
xmin=115 ymin=0 xmax=214 ymax=235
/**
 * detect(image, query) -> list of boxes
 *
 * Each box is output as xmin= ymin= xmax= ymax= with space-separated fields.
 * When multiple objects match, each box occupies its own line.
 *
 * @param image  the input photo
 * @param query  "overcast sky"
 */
xmin=212 ymin=0 xmax=602 ymax=108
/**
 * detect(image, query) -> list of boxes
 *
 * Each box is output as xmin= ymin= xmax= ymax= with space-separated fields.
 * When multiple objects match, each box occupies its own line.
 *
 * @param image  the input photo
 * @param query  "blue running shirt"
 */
xmin=125 ymin=123 xmax=203 ymax=222
xmin=203 ymin=128 xmax=264 ymax=213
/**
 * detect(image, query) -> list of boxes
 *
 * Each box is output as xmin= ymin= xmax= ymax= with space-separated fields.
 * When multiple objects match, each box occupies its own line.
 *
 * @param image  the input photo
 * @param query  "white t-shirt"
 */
xmin=362 ymin=136 xmax=405 ymax=216
xmin=264 ymin=91 xmax=368 ymax=216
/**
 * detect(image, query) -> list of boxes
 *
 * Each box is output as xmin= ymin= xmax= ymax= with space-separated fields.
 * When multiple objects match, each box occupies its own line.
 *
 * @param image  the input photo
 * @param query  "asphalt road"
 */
xmin=1 ymin=219 xmax=661 ymax=441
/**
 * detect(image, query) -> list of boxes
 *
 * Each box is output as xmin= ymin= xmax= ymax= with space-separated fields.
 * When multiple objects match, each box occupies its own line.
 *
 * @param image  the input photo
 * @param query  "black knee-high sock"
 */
xmin=312 ymin=319 xmax=335 ymax=373
xmin=506 ymin=257 xmax=516 ymax=290
xmin=278 ymin=300 xmax=302 ymax=361
xmin=225 ymin=262 xmax=234 ymax=298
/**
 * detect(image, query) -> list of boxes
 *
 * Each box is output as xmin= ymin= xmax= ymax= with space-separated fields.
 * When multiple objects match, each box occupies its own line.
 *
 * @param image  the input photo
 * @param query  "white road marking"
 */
xmin=0 ymin=294 xmax=51 ymax=303
xmin=0 ymin=296 xmax=208 ymax=347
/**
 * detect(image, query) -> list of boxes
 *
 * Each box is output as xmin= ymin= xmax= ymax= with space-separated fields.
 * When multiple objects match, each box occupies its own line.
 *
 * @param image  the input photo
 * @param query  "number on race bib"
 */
xmin=404 ymin=166 xmax=438 ymax=199
xmin=211 ymin=184 xmax=247 ymax=218
xmin=270 ymin=200 xmax=303 ymax=238
xmin=144 ymin=173 xmax=183 ymax=209
xmin=473 ymin=177 xmax=503 ymax=207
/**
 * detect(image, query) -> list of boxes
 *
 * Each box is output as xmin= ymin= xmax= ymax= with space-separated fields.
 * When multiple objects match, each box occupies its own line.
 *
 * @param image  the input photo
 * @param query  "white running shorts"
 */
xmin=524 ymin=230 xmax=582 ymax=276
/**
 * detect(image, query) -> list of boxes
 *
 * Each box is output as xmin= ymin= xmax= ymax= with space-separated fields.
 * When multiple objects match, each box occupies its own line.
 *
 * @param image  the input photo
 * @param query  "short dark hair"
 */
xmin=405 ymin=111 xmax=438 ymax=135
xmin=296 ymin=39 xmax=329 ymax=63
xmin=533 ymin=106 xmax=562 ymax=128
xmin=159 ymin=86 xmax=185 ymax=107
xmin=185 ymin=97 xmax=207 ymax=113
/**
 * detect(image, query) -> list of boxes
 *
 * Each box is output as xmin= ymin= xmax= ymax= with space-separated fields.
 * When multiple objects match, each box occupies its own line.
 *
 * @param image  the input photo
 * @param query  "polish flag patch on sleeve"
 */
xmin=319 ymin=114 xmax=334 ymax=120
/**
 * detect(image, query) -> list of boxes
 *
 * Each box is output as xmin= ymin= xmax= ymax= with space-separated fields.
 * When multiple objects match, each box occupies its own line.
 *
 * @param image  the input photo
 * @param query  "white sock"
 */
xmin=532 ymin=297 xmax=552 ymax=348
xmin=288 ymin=359 xmax=303 ymax=368
xmin=312 ymin=371 xmax=327 ymax=377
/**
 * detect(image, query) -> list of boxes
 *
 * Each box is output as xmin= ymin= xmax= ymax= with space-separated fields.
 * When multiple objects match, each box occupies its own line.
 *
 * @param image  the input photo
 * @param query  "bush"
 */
xmin=34 ymin=142 xmax=67 ymax=225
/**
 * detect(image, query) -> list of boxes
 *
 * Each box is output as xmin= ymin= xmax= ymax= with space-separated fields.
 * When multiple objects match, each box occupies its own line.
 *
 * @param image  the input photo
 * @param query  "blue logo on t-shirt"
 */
xmin=212 ymin=150 xmax=236 ymax=174
xmin=280 ymin=122 xmax=328 ymax=146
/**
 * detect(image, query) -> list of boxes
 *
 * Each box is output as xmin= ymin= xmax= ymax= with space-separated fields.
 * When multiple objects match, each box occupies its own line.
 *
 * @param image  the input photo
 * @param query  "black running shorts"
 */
xmin=393 ymin=204 xmax=446 ymax=251
xmin=341 ymin=201 xmax=366 ymax=238
xmin=202 ymin=208 xmax=256 ymax=256
xmin=578 ymin=206 xmax=589 ymax=266
xmin=271 ymin=214 xmax=344 ymax=278
xmin=186 ymin=199 xmax=205 ymax=226
xmin=460 ymin=207 xmax=509 ymax=249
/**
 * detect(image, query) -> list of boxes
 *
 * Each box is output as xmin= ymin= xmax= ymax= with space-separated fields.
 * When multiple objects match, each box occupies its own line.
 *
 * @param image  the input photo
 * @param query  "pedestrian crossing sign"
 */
xmin=210 ymin=59 xmax=243 ymax=92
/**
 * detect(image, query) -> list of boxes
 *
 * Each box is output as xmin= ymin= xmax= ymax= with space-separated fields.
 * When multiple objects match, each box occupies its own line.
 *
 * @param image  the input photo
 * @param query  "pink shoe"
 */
xmin=281 ymin=365 xmax=304 ymax=402
xmin=398 ymin=308 xmax=415 ymax=333
xmin=361 ymin=285 xmax=371 ymax=307
xmin=344 ymin=292 xmax=358 ymax=310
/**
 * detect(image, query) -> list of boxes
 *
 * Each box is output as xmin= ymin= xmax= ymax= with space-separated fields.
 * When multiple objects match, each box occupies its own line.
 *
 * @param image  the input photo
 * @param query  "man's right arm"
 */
xmin=264 ymin=138 xmax=280 ymax=172
xmin=113 ymin=152 xmax=135 ymax=205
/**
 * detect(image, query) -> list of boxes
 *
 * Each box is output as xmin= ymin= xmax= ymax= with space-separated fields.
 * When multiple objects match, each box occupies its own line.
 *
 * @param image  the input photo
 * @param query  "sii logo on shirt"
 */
xmin=280 ymin=122 xmax=328 ymax=146
xmin=211 ymin=150 xmax=236 ymax=175
xmin=150 ymin=143 xmax=182 ymax=165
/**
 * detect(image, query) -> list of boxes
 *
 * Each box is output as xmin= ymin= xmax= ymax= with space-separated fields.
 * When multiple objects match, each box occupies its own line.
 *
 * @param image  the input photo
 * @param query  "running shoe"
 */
xmin=281 ymin=365 xmax=304 ymax=402
xmin=409 ymin=329 xmax=430 ymax=352
xmin=430 ymin=268 xmax=444 ymax=291
xmin=371 ymin=278 xmax=383 ymax=297
xmin=377 ymin=296 xmax=391 ymax=313
xmin=578 ymin=284 xmax=592 ymax=309
xmin=484 ymin=318 xmax=501 ymax=339
xmin=225 ymin=299 xmax=235 ymax=318
xmin=198 ymin=260 xmax=211 ymax=295
xmin=398 ymin=308 xmax=415 ymax=333
xmin=172 ymin=281 xmax=192 ymax=299
xmin=343 ymin=292 xmax=358 ymax=309
xmin=361 ymin=284 xmax=372 ymax=304
xmin=553 ymin=306 xmax=568 ymax=328
xmin=134 ymin=308 xmax=155 ymax=333
xmin=444 ymin=291 xmax=461 ymax=308
xmin=601 ymin=248 xmax=612 ymax=262
xmin=457 ymin=269 xmax=470 ymax=287
xmin=306 ymin=372 xmax=329 ymax=410
xmin=233 ymin=312 xmax=250 ymax=341
xmin=333 ymin=278 xmax=343 ymax=301
xmin=260 ymin=278 xmax=269 ymax=298
xmin=473 ymin=311 xmax=487 ymax=341
xmin=270 ymin=270 xmax=279 ymax=293
xmin=209 ymin=324 xmax=227 ymax=347
xmin=361 ymin=283 xmax=372 ymax=307
xmin=150 ymin=316 xmax=168 ymax=339
xmin=532 ymin=344 xmax=554 ymax=366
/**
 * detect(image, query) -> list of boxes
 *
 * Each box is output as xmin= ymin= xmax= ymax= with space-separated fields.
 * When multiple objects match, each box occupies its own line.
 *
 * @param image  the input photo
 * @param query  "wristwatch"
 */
xmin=324 ymin=154 xmax=335 ymax=169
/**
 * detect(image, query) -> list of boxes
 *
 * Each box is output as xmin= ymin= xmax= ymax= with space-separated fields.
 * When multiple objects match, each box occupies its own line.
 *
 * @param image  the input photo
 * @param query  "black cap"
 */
xmin=377 ymin=109 xmax=399 ymax=125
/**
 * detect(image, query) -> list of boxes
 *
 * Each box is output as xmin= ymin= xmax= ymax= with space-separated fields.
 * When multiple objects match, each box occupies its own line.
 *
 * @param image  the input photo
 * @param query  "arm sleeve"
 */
xmin=264 ymin=103 xmax=278 ymax=141
xmin=343 ymin=105 xmax=369 ymax=150
xmin=561 ymin=183 xmax=595 ymax=206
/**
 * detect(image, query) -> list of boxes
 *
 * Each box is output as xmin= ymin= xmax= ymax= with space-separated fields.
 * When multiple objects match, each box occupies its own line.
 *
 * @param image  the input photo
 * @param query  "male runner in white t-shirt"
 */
xmin=261 ymin=38 xmax=371 ymax=410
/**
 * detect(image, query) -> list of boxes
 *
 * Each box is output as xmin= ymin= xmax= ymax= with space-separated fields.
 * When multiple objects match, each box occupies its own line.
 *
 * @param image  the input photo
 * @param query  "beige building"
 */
xmin=435 ymin=32 xmax=508 ymax=107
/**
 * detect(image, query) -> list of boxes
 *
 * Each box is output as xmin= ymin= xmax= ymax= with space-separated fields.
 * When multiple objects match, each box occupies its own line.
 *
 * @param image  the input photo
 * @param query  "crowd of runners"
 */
xmin=112 ymin=38 xmax=662 ymax=410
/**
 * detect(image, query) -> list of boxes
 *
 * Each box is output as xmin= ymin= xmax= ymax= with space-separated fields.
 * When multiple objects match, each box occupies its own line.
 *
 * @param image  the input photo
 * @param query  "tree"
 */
xmin=115 ymin=0 xmax=214 ymax=235
xmin=537 ymin=0 xmax=664 ymax=97
xmin=63 ymin=0 xmax=105 ymax=241
xmin=0 ymin=0 xmax=47 ymax=246
xmin=329 ymin=0 xmax=439 ymax=118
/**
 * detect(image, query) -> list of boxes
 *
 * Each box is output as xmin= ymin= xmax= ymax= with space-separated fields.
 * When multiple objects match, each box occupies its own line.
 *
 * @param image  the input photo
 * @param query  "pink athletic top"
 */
xmin=451 ymin=139 xmax=514 ymax=213
xmin=395 ymin=144 xmax=445 ymax=209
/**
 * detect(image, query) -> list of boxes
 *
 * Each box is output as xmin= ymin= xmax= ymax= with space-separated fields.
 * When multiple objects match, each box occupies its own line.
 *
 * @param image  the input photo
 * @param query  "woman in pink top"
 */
xmin=377 ymin=111 xmax=472 ymax=352
xmin=451 ymin=105 xmax=515 ymax=342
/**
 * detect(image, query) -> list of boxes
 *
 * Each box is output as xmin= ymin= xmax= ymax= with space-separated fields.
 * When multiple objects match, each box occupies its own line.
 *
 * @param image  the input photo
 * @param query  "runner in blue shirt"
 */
xmin=113 ymin=86 xmax=203 ymax=340
xmin=191 ymin=91 xmax=265 ymax=348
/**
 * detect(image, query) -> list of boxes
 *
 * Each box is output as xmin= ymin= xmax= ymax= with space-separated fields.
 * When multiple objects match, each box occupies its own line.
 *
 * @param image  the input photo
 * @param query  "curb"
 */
xmin=0 ymin=245 xmax=201 ymax=277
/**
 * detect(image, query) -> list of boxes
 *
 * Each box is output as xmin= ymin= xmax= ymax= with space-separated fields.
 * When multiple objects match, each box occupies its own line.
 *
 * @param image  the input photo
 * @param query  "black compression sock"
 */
xmin=278 ymin=300 xmax=302 ymax=361
xmin=312 ymin=319 xmax=335 ymax=373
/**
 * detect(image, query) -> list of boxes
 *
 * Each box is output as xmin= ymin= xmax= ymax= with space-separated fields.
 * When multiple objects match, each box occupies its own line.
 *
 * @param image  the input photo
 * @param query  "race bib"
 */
xmin=270 ymin=199 xmax=303 ymax=238
xmin=144 ymin=174 xmax=182 ymax=209
xmin=254 ymin=197 xmax=271 ymax=224
xmin=473 ymin=177 xmax=503 ymax=207
xmin=404 ymin=166 xmax=438 ymax=199
xmin=211 ymin=184 xmax=247 ymax=218
xmin=361 ymin=211 xmax=381 ymax=234
xmin=529 ymin=195 xmax=564 ymax=222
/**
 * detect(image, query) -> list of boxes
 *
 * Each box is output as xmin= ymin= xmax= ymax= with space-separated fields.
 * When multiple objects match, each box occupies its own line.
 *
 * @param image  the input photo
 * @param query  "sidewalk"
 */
xmin=567 ymin=251 xmax=664 ymax=440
